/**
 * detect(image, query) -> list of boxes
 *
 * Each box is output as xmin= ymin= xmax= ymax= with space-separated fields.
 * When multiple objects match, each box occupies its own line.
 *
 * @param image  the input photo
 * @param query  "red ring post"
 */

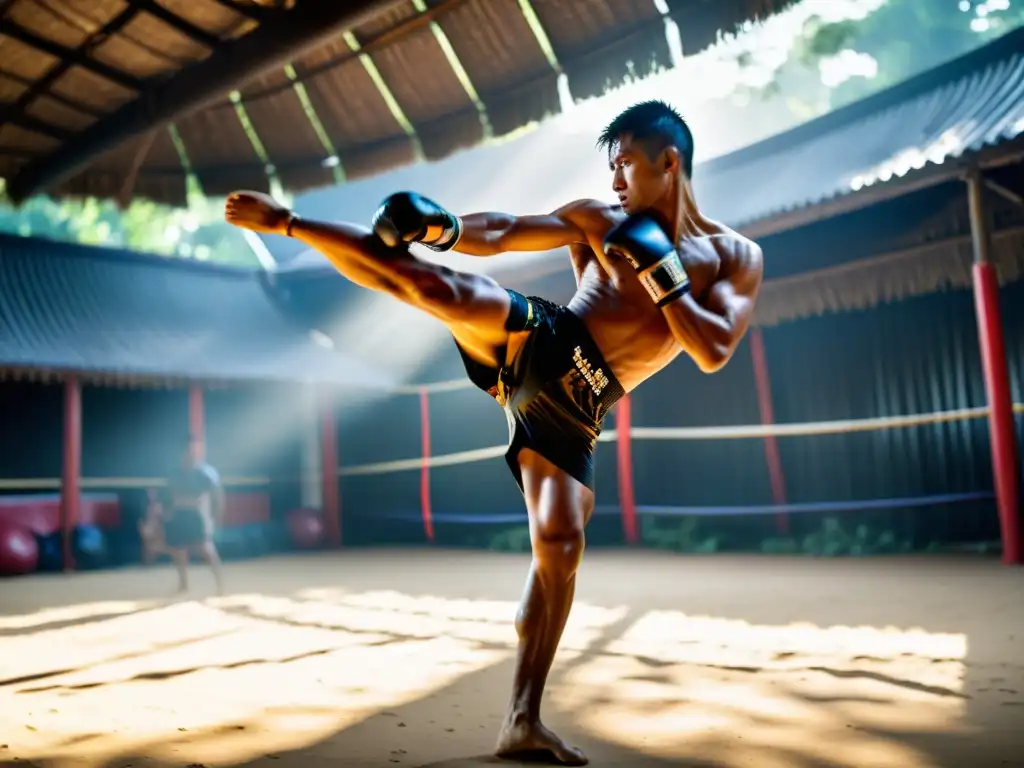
xmin=749 ymin=329 xmax=790 ymax=534
xmin=419 ymin=387 xmax=435 ymax=543
xmin=188 ymin=384 xmax=205 ymax=461
xmin=319 ymin=388 xmax=341 ymax=547
xmin=973 ymin=262 xmax=1022 ymax=564
xmin=616 ymin=395 xmax=639 ymax=545
xmin=967 ymin=170 xmax=1021 ymax=565
xmin=61 ymin=374 xmax=81 ymax=571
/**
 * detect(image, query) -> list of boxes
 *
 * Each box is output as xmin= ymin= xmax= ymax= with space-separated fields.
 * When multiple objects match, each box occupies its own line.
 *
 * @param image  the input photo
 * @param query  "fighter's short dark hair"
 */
xmin=597 ymin=100 xmax=694 ymax=178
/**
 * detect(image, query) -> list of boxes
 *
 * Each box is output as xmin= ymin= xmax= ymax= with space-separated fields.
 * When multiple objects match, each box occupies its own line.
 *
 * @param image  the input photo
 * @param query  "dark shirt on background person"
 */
xmin=162 ymin=436 xmax=225 ymax=595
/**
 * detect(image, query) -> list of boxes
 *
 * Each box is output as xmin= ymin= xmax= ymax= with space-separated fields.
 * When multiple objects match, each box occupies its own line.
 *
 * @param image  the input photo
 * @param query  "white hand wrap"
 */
xmin=636 ymin=251 xmax=691 ymax=307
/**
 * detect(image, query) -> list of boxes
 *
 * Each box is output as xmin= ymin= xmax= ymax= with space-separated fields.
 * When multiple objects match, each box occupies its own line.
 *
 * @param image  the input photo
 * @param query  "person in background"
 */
xmin=161 ymin=434 xmax=226 ymax=595
xmin=138 ymin=487 xmax=167 ymax=564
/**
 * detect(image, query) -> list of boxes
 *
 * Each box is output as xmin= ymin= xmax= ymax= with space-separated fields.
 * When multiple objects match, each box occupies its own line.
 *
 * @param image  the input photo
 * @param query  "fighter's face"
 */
xmin=609 ymin=135 xmax=673 ymax=215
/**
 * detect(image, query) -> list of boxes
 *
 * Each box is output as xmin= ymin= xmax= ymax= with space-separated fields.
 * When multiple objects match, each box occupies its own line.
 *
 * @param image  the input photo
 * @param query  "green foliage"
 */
xmin=745 ymin=0 xmax=1024 ymax=115
xmin=634 ymin=513 xmax=917 ymax=556
xmin=486 ymin=526 xmax=532 ymax=552
xmin=796 ymin=18 xmax=860 ymax=65
xmin=0 ymin=177 xmax=258 ymax=268
xmin=761 ymin=518 xmax=912 ymax=556
xmin=478 ymin=515 xmax=977 ymax=556
xmin=640 ymin=516 xmax=720 ymax=554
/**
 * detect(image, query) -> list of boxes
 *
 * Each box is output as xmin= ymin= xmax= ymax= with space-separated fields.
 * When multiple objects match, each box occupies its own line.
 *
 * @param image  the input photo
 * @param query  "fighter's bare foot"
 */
xmin=495 ymin=716 xmax=588 ymax=766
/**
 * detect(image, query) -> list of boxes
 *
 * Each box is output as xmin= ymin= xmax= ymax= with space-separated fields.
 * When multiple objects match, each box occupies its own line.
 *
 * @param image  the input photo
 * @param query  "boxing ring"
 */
xmin=2 ymin=349 xmax=1023 ymax=766
xmin=330 ymin=369 xmax=1018 ymax=558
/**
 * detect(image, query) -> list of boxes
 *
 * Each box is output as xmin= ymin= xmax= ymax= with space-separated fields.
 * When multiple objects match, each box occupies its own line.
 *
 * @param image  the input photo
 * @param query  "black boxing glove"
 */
xmin=604 ymin=214 xmax=690 ymax=307
xmin=372 ymin=191 xmax=462 ymax=252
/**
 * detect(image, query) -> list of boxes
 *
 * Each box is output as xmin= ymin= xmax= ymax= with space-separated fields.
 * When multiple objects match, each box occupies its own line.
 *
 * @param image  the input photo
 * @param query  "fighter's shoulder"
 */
xmin=556 ymin=199 xmax=622 ymax=230
xmin=704 ymin=221 xmax=762 ymax=273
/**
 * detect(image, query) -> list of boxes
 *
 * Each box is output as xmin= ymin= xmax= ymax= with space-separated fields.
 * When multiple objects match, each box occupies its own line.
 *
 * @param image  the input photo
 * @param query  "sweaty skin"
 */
xmin=223 ymin=132 xmax=762 ymax=766
xmin=456 ymin=208 xmax=763 ymax=389
xmin=447 ymin=140 xmax=762 ymax=764
xmin=454 ymin=135 xmax=763 ymax=386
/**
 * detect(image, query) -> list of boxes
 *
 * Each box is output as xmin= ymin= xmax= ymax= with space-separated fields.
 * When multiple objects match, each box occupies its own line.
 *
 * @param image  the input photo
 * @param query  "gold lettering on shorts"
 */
xmin=573 ymin=346 xmax=609 ymax=397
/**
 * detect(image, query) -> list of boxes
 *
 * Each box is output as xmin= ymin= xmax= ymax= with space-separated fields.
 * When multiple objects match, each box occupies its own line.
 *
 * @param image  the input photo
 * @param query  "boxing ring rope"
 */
xmin=337 ymin=383 xmax=1024 ymax=544
xmin=0 ymin=384 xmax=1017 ymax=547
xmin=338 ymin=401 xmax=1024 ymax=475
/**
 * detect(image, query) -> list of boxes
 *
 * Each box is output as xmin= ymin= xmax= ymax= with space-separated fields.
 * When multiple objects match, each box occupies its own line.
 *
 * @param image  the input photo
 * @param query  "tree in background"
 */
xmin=775 ymin=0 xmax=1023 ymax=113
xmin=0 ymin=175 xmax=258 ymax=268
xmin=2 ymin=0 xmax=1020 ymax=263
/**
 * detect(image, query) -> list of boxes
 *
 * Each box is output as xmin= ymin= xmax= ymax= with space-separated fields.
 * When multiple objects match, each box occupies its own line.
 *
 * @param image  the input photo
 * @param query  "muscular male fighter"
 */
xmin=225 ymin=100 xmax=762 ymax=765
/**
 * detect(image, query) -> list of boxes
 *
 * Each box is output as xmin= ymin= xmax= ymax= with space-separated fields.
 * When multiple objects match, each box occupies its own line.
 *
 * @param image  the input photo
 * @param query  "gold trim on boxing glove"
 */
xmin=637 ymin=251 xmax=690 ymax=306
xmin=285 ymin=212 xmax=300 ymax=238
xmin=449 ymin=216 xmax=464 ymax=249
xmin=424 ymin=215 xmax=463 ymax=252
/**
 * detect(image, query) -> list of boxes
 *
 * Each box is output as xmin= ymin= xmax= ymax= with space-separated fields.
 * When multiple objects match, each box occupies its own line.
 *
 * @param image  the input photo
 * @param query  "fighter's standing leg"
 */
xmin=224 ymin=192 xmax=511 ymax=368
xmin=496 ymin=449 xmax=592 ymax=766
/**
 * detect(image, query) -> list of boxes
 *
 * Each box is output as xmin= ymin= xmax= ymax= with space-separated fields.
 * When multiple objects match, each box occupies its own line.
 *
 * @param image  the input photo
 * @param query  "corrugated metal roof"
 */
xmin=696 ymin=26 xmax=1024 ymax=229
xmin=0 ymin=234 xmax=391 ymax=386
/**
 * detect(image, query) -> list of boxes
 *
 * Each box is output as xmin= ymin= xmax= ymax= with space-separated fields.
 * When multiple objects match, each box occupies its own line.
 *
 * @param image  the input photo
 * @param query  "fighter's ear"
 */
xmin=661 ymin=146 xmax=681 ymax=174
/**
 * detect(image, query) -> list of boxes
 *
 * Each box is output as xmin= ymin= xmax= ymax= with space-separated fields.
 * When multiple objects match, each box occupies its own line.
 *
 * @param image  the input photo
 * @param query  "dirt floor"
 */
xmin=1 ymin=550 xmax=1022 ymax=768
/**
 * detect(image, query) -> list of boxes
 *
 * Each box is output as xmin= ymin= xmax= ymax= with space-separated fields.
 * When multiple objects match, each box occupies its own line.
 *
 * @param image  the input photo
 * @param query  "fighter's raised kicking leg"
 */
xmin=227 ymin=191 xmax=593 ymax=765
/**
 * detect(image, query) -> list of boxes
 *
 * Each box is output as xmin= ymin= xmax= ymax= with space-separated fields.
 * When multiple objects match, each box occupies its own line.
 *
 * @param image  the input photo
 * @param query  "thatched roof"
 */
xmin=0 ymin=0 xmax=795 ymax=206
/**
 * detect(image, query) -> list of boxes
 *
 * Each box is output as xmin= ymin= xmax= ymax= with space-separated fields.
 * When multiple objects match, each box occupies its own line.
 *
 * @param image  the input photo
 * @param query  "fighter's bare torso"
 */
xmin=554 ymin=200 xmax=744 ymax=392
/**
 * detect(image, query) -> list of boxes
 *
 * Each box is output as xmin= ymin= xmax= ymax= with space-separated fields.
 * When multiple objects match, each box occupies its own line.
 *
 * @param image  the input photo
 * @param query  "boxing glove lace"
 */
xmin=372 ymin=191 xmax=462 ymax=252
xmin=603 ymin=214 xmax=690 ymax=307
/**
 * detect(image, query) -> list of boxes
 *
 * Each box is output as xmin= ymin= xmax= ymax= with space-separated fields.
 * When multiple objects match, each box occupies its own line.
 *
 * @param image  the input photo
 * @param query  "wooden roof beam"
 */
xmin=134 ymin=0 xmax=223 ymax=49
xmin=1 ymin=6 xmax=143 ymax=153
xmin=208 ymin=0 xmax=275 ymax=22
xmin=0 ymin=67 xmax=104 ymax=118
xmin=6 ymin=0 xmax=402 ymax=204
xmin=0 ymin=101 xmax=70 ymax=140
xmin=258 ymin=0 xmax=468 ymax=103
xmin=1 ymin=18 xmax=144 ymax=92
xmin=409 ymin=0 xmax=491 ymax=140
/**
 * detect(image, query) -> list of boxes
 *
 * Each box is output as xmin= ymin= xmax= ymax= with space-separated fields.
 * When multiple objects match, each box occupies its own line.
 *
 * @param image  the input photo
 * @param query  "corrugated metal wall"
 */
xmin=0 ymin=383 xmax=303 ymax=519
xmin=336 ymin=279 xmax=1023 ymax=550
xmin=2 ymin=282 xmax=1020 ymax=550
xmin=763 ymin=285 xmax=1021 ymax=548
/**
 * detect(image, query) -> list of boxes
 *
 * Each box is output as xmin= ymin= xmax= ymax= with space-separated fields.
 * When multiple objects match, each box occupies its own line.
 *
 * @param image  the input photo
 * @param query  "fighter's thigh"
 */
xmin=354 ymin=243 xmax=513 ymax=366
xmin=518 ymin=449 xmax=594 ymax=550
xmin=429 ymin=268 xmax=512 ymax=362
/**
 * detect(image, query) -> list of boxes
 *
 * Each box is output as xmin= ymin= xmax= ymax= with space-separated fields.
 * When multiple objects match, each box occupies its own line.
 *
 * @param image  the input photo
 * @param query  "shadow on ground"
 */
xmin=1 ymin=551 xmax=1023 ymax=767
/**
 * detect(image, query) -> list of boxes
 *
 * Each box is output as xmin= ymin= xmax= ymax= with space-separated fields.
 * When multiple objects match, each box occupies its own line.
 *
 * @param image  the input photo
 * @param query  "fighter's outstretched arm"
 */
xmin=370 ymin=190 xmax=614 ymax=257
xmin=454 ymin=200 xmax=597 ymax=256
